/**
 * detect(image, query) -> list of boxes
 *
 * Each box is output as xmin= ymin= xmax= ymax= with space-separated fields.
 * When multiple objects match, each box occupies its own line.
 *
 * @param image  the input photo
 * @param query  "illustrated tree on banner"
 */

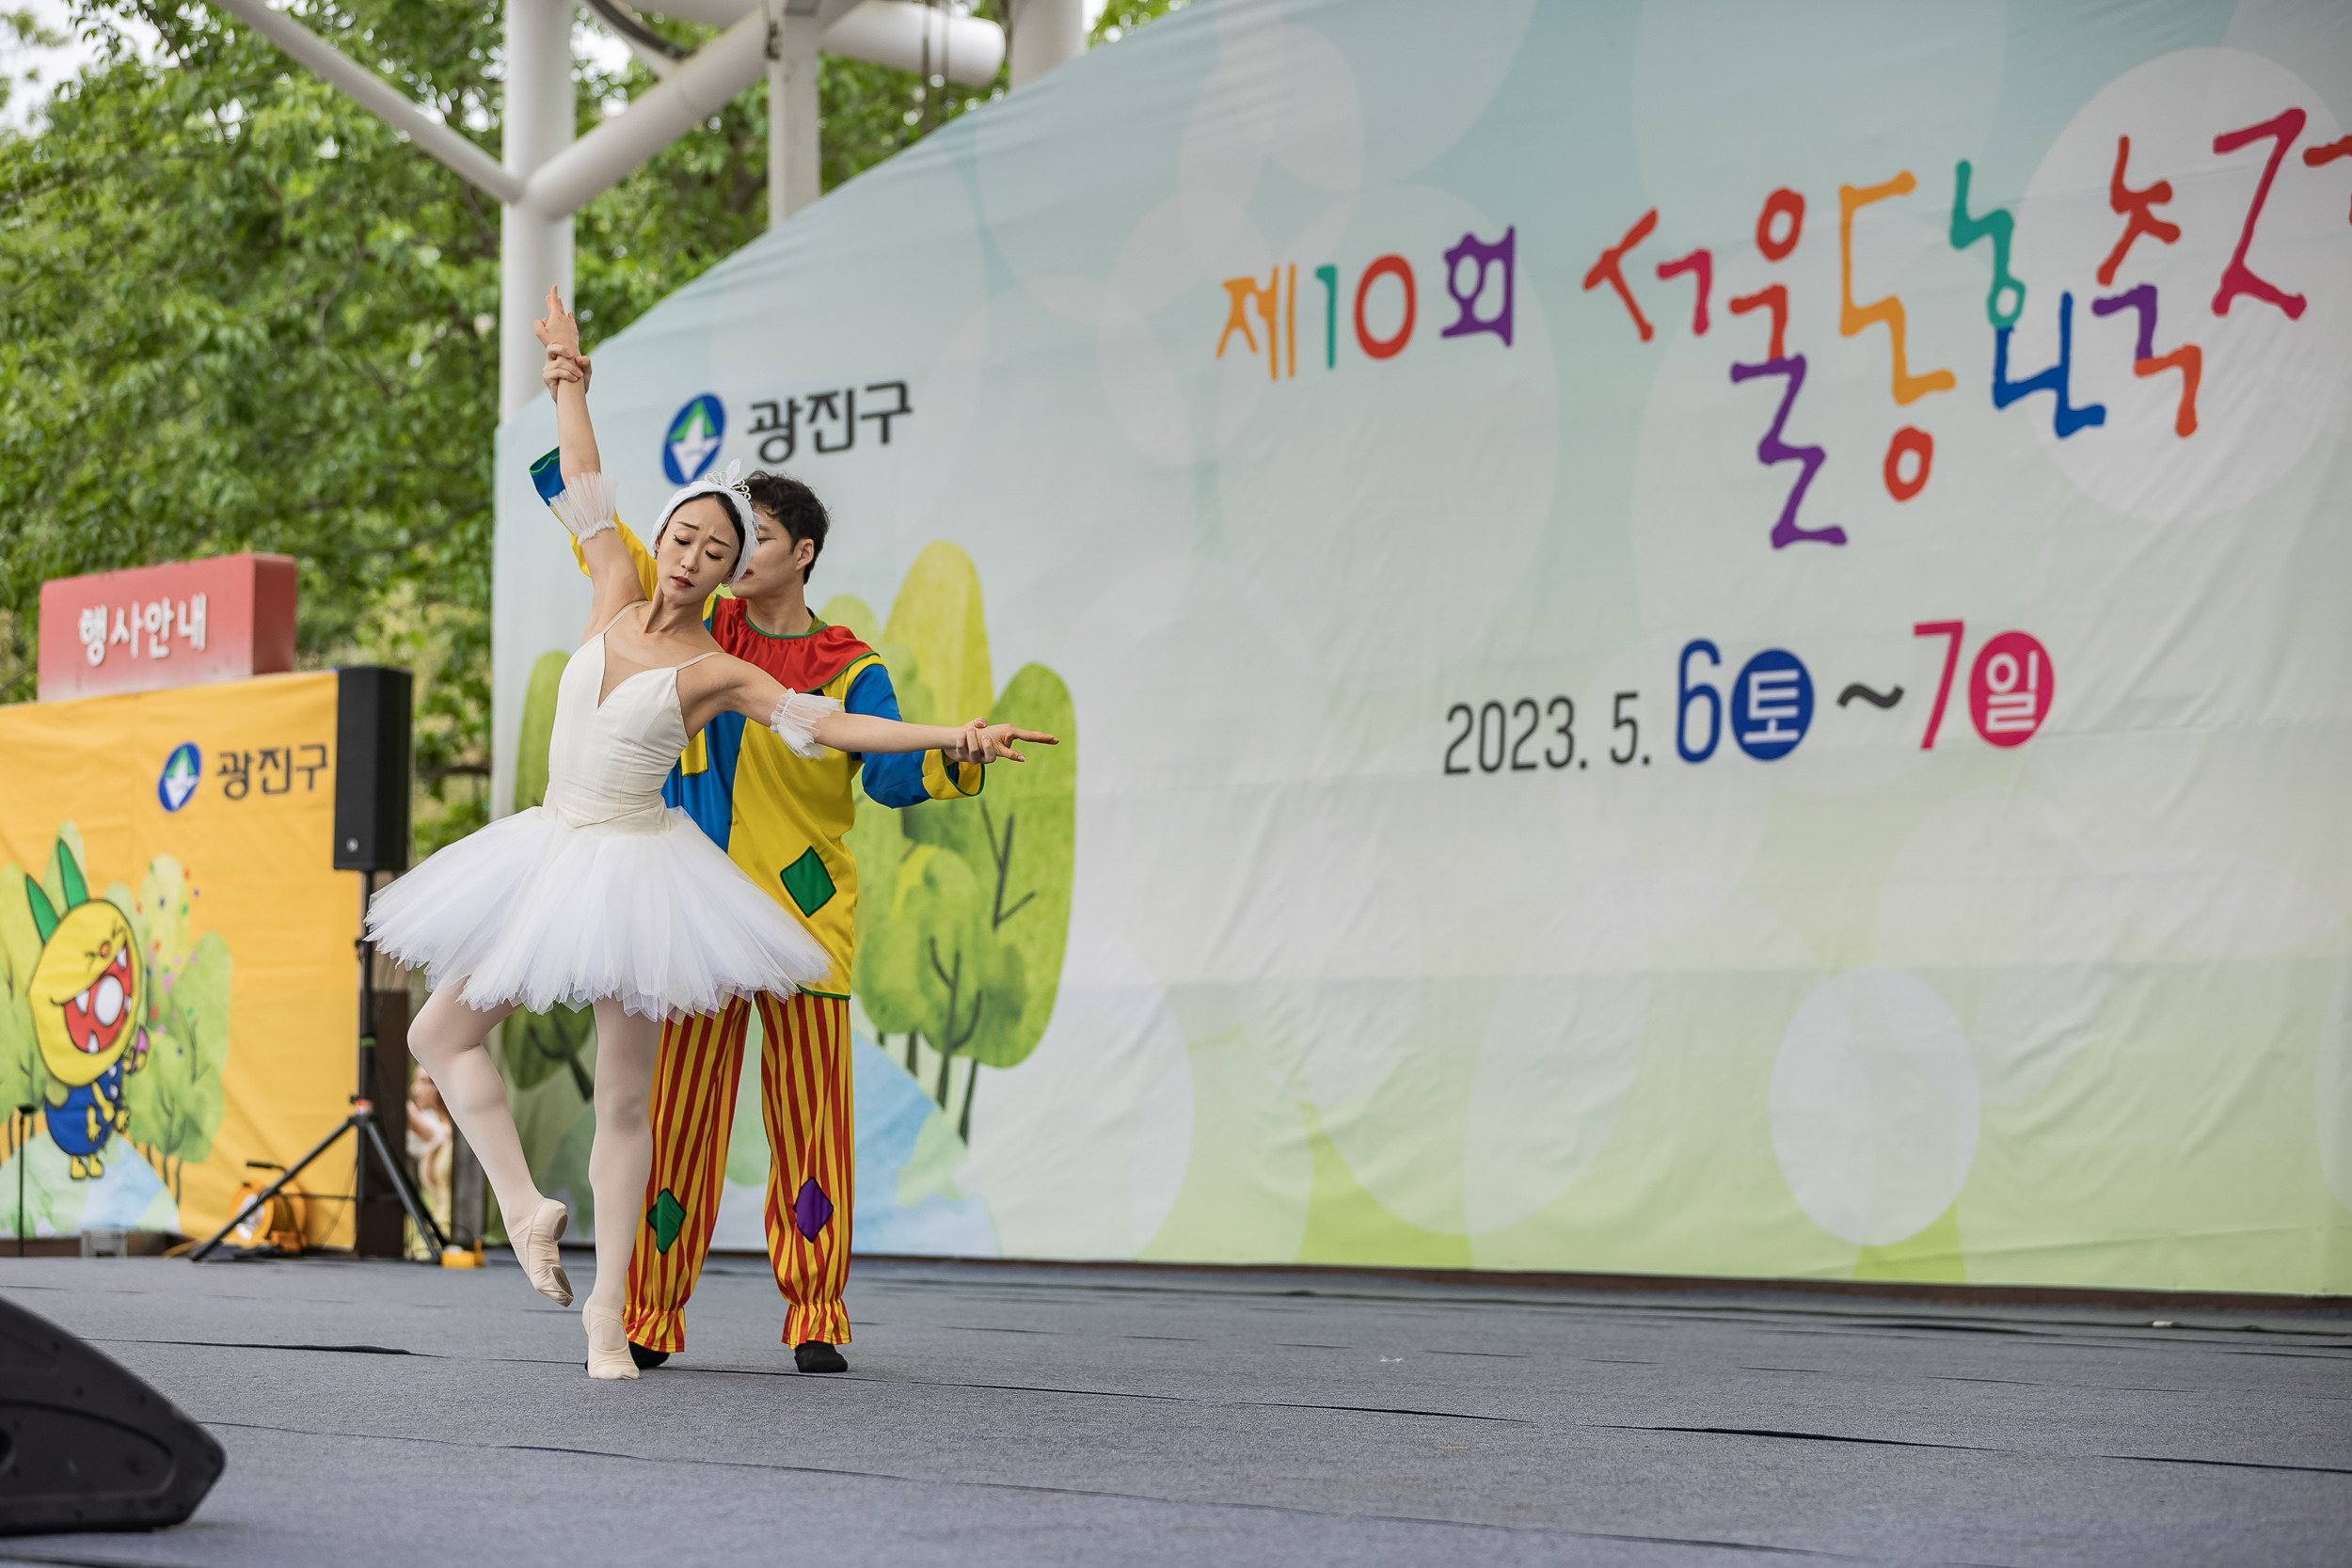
xmin=120 ymin=855 xmax=231 ymax=1207
xmin=0 ymin=825 xmax=229 ymax=1237
xmin=834 ymin=543 xmax=1077 ymax=1143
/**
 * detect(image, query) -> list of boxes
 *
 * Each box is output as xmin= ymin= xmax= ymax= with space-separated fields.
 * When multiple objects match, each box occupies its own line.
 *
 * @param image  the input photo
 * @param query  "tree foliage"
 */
xmin=829 ymin=552 xmax=1076 ymax=1142
xmin=1089 ymin=0 xmax=1190 ymax=46
xmin=0 ymin=1 xmax=1018 ymax=856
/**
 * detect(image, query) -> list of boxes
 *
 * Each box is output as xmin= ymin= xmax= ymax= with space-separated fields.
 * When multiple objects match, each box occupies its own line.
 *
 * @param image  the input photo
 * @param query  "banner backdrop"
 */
xmin=0 ymin=673 xmax=357 ymax=1245
xmin=493 ymin=0 xmax=2352 ymax=1293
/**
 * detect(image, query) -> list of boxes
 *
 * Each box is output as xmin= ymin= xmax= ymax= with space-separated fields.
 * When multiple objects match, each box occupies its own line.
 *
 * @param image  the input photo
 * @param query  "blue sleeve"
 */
xmin=851 ymin=664 xmax=931 ymax=809
xmin=663 ymin=710 xmax=743 ymax=848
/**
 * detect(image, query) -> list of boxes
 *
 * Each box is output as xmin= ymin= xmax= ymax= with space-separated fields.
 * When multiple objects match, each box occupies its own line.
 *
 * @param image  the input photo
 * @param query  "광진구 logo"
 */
xmin=158 ymin=742 xmax=201 ymax=812
xmin=662 ymin=394 xmax=725 ymax=485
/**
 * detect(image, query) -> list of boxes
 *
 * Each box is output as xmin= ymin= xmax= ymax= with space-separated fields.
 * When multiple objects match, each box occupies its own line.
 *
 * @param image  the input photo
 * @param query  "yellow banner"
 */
xmin=0 ymin=672 xmax=357 ymax=1245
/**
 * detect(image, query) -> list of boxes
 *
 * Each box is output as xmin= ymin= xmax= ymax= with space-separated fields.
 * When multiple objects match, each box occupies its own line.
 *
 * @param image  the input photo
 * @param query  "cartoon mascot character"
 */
xmin=24 ymin=846 xmax=147 ymax=1180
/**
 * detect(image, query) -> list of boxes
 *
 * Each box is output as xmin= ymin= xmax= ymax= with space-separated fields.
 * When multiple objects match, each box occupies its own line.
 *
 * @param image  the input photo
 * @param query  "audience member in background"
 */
xmin=405 ymin=1070 xmax=453 ymax=1234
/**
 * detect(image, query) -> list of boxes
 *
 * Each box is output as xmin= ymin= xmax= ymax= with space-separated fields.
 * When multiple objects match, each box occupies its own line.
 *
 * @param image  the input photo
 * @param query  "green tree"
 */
xmin=0 ymin=8 xmax=71 ymax=125
xmin=846 ymin=786 xmax=919 ymax=1067
xmin=962 ymin=663 xmax=1076 ymax=1054
xmin=848 ymin=551 xmax=1076 ymax=1138
xmin=0 ymin=831 xmax=44 ymax=1134
xmin=852 ymin=854 xmax=926 ymax=1074
xmin=0 ymin=1 xmax=1017 ymax=856
xmin=0 ymin=953 xmax=37 ymax=1166
xmin=122 ymin=929 xmax=230 ymax=1203
xmin=896 ymin=663 xmax=1074 ymax=1137
xmin=1090 ymin=0 xmax=1193 ymax=46
xmin=0 ymin=1 xmax=506 ymax=850
xmin=866 ymin=844 xmax=1025 ymax=1124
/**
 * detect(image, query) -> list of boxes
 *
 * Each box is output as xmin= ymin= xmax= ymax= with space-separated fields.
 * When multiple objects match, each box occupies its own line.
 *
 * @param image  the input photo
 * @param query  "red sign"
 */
xmin=38 ymin=555 xmax=298 ymax=702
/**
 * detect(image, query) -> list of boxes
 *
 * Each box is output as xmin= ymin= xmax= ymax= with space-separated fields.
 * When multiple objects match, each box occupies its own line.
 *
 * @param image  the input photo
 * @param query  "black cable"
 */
xmin=581 ymin=0 xmax=690 ymax=63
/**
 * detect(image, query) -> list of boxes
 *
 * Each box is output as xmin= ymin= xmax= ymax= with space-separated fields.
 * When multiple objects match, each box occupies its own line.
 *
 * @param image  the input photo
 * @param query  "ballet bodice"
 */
xmin=543 ymin=621 xmax=715 ymax=834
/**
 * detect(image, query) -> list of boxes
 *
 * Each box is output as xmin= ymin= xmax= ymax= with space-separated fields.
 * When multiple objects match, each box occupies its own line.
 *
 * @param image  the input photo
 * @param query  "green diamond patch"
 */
xmin=646 ymin=1188 xmax=688 ymax=1254
xmin=780 ymin=847 xmax=835 ymax=918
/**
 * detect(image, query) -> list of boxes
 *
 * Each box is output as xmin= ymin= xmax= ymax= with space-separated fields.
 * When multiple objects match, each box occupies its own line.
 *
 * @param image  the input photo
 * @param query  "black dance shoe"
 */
xmin=794 ymin=1340 xmax=848 ymax=1373
xmin=628 ymin=1340 xmax=671 ymax=1370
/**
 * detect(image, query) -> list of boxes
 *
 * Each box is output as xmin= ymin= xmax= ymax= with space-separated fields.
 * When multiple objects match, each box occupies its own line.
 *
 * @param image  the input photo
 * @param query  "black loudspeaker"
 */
xmin=334 ymin=665 xmax=413 ymax=873
xmin=0 ymin=1293 xmax=225 ymax=1534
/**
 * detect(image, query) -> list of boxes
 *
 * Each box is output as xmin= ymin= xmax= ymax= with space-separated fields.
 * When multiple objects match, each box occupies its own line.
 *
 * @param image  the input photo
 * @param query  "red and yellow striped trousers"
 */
xmin=623 ymin=990 xmax=853 ymax=1352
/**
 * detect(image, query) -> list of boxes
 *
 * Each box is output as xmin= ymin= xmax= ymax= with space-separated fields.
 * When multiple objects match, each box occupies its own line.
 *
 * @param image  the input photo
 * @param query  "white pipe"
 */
xmin=502 ymin=0 xmax=576 ymax=412
xmin=208 ymin=0 xmax=523 ymax=203
xmin=620 ymin=33 xmax=680 ymax=78
xmin=1008 ymin=0 xmax=1082 ymax=88
xmin=768 ymin=4 xmax=821 ymax=227
xmin=821 ymin=2 xmax=1003 ymax=87
xmin=767 ymin=0 xmax=785 ymax=230
xmin=652 ymin=0 xmax=890 ymax=27
xmin=638 ymin=0 xmax=760 ymax=22
xmin=647 ymin=0 xmax=1000 ymax=84
xmin=522 ymin=8 xmax=772 ymax=218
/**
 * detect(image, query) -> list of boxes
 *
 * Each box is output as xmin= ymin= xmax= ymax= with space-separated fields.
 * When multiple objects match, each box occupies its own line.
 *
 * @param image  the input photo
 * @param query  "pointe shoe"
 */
xmin=584 ymin=1304 xmax=639 ymax=1381
xmin=507 ymin=1198 xmax=573 ymax=1306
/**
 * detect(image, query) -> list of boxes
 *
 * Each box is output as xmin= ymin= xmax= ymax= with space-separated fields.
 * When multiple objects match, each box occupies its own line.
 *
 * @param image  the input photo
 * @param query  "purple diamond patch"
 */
xmin=793 ymin=1178 xmax=834 ymax=1243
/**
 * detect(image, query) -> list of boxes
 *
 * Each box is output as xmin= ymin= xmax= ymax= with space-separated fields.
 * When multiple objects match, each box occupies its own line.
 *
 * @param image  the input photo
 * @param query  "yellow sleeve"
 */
xmin=570 ymin=517 xmax=660 ymax=601
xmin=568 ymin=516 xmax=726 ymax=620
xmin=920 ymin=750 xmax=986 ymax=800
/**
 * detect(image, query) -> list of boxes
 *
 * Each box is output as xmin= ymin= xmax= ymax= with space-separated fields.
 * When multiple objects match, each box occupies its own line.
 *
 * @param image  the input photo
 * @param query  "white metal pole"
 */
xmin=501 ymin=0 xmax=577 ymax=414
xmin=1007 ymin=0 xmax=1083 ymax=89
xmin=820 ymin=2 xmax=1001 ymax=85
xmin=769 ymin=6 xmax=821 ymax=227
xmin=523 ymin=8 xmax=771 ymax=219
xmin=766 ymin=33 xmax=788 ymax=230
xmin=211 ymin=0 xmax=523 ymax=202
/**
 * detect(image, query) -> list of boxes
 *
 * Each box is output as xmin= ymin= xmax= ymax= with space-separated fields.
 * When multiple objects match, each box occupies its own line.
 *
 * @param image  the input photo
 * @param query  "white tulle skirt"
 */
xmin=366 ymin=805 xmax=833 ymax=1021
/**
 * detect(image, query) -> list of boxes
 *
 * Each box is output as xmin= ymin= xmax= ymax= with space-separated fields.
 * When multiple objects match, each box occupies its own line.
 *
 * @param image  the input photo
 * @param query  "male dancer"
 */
xmin=534 ymin=349 xmax=984 ymax=1372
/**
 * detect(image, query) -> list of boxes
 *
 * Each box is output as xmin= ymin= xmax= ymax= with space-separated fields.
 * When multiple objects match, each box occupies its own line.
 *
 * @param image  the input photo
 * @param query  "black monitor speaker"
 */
xmin=0 ymin=1293 xmax=225 ymax=1534
xmin=334 ymin=665 xmax=412 ymax=874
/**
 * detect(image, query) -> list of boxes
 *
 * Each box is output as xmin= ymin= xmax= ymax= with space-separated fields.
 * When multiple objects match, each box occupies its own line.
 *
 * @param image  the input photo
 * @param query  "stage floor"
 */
xmin=0 ymin=1255 xmax=2344 ymax=1567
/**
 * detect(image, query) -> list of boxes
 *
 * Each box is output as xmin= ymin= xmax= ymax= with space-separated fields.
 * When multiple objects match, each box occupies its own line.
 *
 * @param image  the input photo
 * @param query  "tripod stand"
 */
xmin=192 ymin=872 xmax=446 ymax=1263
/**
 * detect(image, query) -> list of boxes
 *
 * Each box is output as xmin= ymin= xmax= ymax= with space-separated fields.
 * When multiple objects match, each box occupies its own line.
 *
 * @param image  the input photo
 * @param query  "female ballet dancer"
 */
xmin=368 ymin=285 xmax=1053 ymax=1379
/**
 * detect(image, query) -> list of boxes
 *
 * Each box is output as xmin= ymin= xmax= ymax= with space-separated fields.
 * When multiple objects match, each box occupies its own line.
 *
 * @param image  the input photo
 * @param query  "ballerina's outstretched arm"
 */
xmin=680 ymin=653 xmax=1057 ymax=766
xmin=532 ymin=285 xmax=644 ymax=643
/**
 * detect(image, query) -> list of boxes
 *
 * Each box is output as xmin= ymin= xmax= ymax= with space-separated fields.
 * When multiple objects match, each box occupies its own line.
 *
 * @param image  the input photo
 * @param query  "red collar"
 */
xmin=709 ymin=599 xmax=874 ymax=689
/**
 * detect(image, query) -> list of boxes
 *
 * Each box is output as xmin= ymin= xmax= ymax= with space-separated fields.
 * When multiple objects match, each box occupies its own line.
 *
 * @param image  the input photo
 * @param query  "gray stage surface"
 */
xmin=0 ymin=1254 xmax=2345 ymax=1567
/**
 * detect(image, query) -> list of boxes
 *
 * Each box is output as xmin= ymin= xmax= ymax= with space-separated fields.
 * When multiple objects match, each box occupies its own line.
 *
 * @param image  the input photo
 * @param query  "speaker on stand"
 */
xmin=0 ymin=1293 xmax=225 ymax=1533
xmin=191 ymin=667 xmax=445 ymax=1263
xmin=334 ymin=666 xmax=426 ymax=1259
xmin=334 ymin=664 xmax=412 ymax=876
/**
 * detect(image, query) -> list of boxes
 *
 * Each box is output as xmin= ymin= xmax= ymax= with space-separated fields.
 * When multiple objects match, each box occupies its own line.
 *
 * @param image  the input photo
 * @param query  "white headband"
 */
xmin=652 ymin=459 xmax=758 ymax=585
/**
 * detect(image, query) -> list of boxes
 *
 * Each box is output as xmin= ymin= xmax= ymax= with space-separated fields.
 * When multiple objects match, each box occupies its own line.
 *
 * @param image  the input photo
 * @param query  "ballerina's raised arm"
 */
xmin=532 ymin=285 xmax=645 ymax=643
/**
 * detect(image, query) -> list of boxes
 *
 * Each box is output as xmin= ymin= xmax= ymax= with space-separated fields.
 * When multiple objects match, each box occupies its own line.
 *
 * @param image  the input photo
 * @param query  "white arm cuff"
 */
xmin=768 ymin=689 xmax=844 ymax=759
xmin=550 ymin=471 xmax=618 ymax=540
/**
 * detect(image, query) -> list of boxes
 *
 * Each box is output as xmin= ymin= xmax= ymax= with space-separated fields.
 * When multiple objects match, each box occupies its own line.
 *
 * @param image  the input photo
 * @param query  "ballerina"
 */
xmin=369 ymin=285 xmax=1054 ymax=1379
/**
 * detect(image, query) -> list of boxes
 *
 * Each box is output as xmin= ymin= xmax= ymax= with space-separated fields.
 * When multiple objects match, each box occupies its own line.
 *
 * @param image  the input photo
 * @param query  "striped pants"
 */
xmin=623 ymin=990 xmax=853 ymax=1352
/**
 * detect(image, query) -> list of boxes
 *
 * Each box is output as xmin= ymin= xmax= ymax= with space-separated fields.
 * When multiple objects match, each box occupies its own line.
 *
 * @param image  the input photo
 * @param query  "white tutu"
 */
xmin=367 ymin=804 xmax=832 ymax=1022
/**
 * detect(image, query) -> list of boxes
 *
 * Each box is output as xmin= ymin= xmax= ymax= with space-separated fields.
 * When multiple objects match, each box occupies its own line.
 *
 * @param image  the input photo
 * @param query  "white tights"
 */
xmin=405 ymin=988 xmax=660 ymax=1316
xmin=581 ymin=999 xmax=658 ymax=1315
